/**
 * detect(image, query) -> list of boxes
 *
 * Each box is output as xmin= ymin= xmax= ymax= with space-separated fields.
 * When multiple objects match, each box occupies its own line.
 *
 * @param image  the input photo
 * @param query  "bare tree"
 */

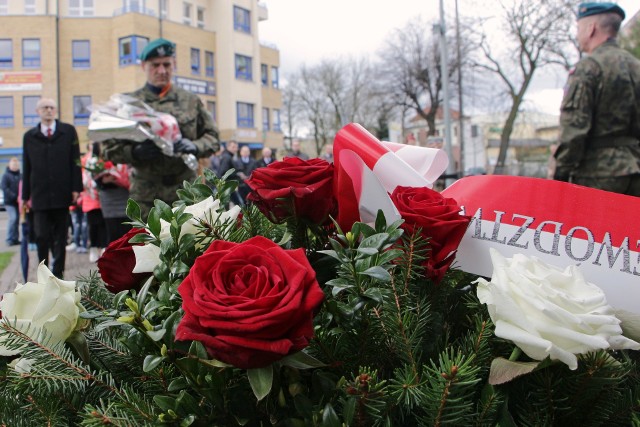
xmin=471 ymin=0 xmax=580 ymax=173
xmin=376 ymin=16 xmax=462 ymax=136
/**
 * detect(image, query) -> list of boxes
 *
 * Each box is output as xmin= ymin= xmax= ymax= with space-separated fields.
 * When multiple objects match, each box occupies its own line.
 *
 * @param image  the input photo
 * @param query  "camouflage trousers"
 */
xmin=573 ymin=174 xmax=640 ymax=197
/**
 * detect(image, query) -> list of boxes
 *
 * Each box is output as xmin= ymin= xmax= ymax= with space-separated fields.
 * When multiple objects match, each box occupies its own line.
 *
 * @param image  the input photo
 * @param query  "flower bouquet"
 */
xmin=1 ymin=124 xmax=639 ymax=426
xmin=87 ymin=94 xmax=198 ymax=170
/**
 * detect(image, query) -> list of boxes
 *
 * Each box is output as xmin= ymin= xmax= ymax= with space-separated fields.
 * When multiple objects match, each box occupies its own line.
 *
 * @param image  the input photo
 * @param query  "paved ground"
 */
xmin=0 ymin=210 xmax=98 ymax=295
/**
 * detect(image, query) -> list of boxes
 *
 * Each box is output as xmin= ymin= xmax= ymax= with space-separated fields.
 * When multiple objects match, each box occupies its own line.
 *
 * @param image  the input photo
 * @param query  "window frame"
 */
xmin=233 ymin=6 xmax=250 ymax=33
xmin=183 ymin=2 xmax=192 ymax=25
xmin=159 ymin=0 xmax=167 ymax=18
xmin=234 ymin=54 xmax=252 ymax=81
xmin=22 ymin=38 xmax=40 ymax=68
xmin=197 ymin=6 xmax=205 ymax=29
xmin=73 ymin=95 xmax=91 ymax=126
xmin=69 ymin=0 xmax=94 ymax=16
xmin=23 ymin=95 xmax=40 ymax=126
xmin=119 ymin=35 xmax=149 ymax=66
xmin=190 ymin=47 xmax=200 ymax=75
xmin=236 ymin=102 xmax=254 ymax=128
xmin=25 ymin=0 xmax=36 ymax=14
xmin=262 ymin=107 xmax=269 ymax=131
xmin=0 ymin=96 xmax=13 ymax=127
xmin=260 ymin=64 xmax=268 ymax=86
xmin=271 ymin=66 xmax=279 ymax=89
xmin=72 ymin=40 xmax=91 ymax=69
xmin=205 ymin=51 xmax=214 ymax=77
xmin=0 ymin=39 xmax=12 ymax=69
xmin=0 ymin=0 xmax=8 ymax=15
xmin=272 ymin=109 xmax=281 ymax=132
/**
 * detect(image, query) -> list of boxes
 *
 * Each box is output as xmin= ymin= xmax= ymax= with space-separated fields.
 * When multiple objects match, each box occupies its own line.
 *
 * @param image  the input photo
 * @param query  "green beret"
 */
xmin=577 ymin=2 xmax=625 ymax=20
xmin=139 ymin=38 xmax=176 ymax=61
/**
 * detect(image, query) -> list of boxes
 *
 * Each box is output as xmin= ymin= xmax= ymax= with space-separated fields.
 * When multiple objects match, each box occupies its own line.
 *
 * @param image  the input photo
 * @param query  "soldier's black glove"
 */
xmin=174 ymin=138 xmax=198 ymax=155
xmin=132 ymin=139 xmax=162 ymax=161
xmin=553 ymin=171 xmax=570 ymax=182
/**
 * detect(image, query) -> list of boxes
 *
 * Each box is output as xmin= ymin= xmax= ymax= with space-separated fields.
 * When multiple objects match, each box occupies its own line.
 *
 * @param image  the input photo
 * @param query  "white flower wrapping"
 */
xmin=0 ymin=262 xmax=83 ymax=357
xmin=132 ymin=197 xmax=241 ymax=274
xmin=476 ymin=248 xmax=640 ymax=370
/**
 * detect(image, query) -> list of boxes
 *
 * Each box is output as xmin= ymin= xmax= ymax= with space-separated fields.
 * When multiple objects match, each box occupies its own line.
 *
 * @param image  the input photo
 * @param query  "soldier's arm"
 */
xmin=554 ymin=59 xmax=599 ymax=179
xmin=191 ymin=98 xmax=220 ymax=158
xmin=102 ymin=138 xmax=136 ymax=165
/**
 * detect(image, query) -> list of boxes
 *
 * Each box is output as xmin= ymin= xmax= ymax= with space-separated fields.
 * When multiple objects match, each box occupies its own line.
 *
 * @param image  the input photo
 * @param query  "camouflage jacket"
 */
xmin=102 ymin=84 xmax=219 ymax=209
xmin=555 ymin=39 xmax=640 ymax=178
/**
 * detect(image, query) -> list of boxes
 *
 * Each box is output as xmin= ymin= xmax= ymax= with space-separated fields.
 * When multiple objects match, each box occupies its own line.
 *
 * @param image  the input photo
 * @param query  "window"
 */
xmin=119 ymin=35 xmax=148 ymax=65
xmin=23 ymin=96 xmax=40 ymax=126
xmin=69 ymin=0 xmax=94 ymax=16
xmin=197 ymin=7 xmax=205 ymax=28
xmin=0 ymin=97 xmax=13 ymax=127
xmin=72 ymin=40 xmax=90 ymax=68
xmin=190 ymin=48 xmax=199 ymax=74
xmin=123 ymin=0 xmax=143 ymax=13
xmin=262 ymin=107 xmax=269 ymax=131
xmin=237 ymin=102 xmax=254 ymax=128
xmin=207 ymin=101 xmax=216 ymax=123
xmin=22 ymin=39 xmax=40 ymax=68
xmin=260 ymin=64 xmax=268 ymax=86
xmin=235 ymin=54 xmax=252 ymax=81
xmin=233 ymin=6 xmax=250 ymax=33
xmin=205 ymin=51 xmax=214 ymax=77
xmin=271 ymin=66 xmax=279 ymax=89
xmin=183 ymin=2 xmax=192 ymax=25
xmin=0 ymin=40 xmax=12 ymax=69
xmin=73 ymin=96 xmax=91 ymax=126
xmin=272 ymin=109 xmax=281 ymax=132
xmin=159 ymin=0 xmax=167 ymax=18
xmin=25 ymin=0 xmax=36 ymax=14
xmin=471 ymin=124 xmax=479 ymax=138
xmin=0 ymin=0 xmax=7 ymax=15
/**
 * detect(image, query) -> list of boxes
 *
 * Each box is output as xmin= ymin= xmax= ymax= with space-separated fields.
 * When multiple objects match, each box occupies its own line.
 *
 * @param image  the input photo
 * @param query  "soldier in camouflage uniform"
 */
xmin=554 ymin=3 xmax=640 ymax=196
xmin=102 ymin=38 xmax=219 ymax=217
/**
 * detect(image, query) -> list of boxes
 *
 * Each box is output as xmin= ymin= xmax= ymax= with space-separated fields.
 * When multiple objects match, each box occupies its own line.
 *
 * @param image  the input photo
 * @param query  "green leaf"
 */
xmin=126 ymin=199 xmax=142 ymax=222
xmin=147 ymin=207 xmax=161 ymax=237
xmin=359 ymin=233 xmax=390 ymax=250
xmin=279 ymin=351 xmax=327 ymax=369
xmin=65 ymin=331 xmax=90 ymax=365
xmin=488 ymin=357 xmax=540 ymax=385
xmin=360 ymin=266 xmax=392 ymax=282
xmin=168 ymin=377 xmax=189 ymax=392
xmin=143 ymin=354 xmax=165 ymax=372
xmin=342 ymin=398 xmax=356 ymax=425
xmin=362 ymin=288 xmax=386 ymax=303
xmin=321 ymin=403 xmax=340 ymax=427
xmin=94 ymin=320 xmax=125 ymax=332
xmin=248 ymin=365 xmax=273 ymax=401
xmin=374 ymin=209 xmax=388 ymax=231
xmin=155 ymin=199 xmax=174 ymax=222
xmin=146 ymin=329 xmax=166 ymax=342
xmin=189 ymin=340 xmax=208 ymax=359
xmin=136 ymin=275 xmax=154 ymax=309
xmin=356 ymin=247 xmax=379 ymax=256
xmin=153 ymin=395 xmax=176 ymax=412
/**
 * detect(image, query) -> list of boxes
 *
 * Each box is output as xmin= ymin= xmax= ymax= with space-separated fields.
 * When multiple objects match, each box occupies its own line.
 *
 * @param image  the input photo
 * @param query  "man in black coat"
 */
xmin=218 ymin=140 xmax=243 ymax=206
xmin=22 ymin=98 xmax=82 ymax=278
xmin=1 ymin=157 xmax=21 ymax=245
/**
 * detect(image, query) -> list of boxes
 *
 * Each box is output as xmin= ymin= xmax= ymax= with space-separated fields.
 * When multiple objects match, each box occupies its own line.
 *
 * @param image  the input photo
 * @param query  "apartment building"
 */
xmin=0 ymin=0 xmax=283 ymax=165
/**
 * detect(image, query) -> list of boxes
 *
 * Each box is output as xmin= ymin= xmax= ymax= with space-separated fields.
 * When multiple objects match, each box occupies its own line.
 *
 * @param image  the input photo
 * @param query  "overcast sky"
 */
xmin=259 ymin=1 xmax=640 ymax=115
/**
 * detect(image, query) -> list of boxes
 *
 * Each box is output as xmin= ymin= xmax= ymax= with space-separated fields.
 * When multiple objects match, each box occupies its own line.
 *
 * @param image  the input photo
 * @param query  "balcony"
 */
xmin=113 ymin=6 xmax=156 ymax=17
xmin=258 ymin=2 xmax=268 ymax=21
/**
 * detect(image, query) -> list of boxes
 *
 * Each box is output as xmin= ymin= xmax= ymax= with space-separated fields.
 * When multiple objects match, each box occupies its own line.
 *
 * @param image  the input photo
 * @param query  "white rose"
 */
xmin=476 ymin=248 xmax=640 ymax=370
xmin=133 ymin=197 xmax=241 ymax=274
xmin=0 ymin=262 xmax=82 ymax=356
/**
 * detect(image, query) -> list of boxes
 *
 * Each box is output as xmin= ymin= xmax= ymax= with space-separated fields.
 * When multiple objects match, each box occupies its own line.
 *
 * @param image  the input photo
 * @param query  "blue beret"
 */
xmin=139 ymin=38 xmax=176 ymax=61
xmin=577 ymin=2 xmax=625 ymax=20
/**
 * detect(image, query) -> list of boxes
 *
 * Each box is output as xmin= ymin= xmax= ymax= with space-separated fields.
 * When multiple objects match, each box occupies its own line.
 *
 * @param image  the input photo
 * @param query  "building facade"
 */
xmin=0 ymin=0 xmax=282 ymax=166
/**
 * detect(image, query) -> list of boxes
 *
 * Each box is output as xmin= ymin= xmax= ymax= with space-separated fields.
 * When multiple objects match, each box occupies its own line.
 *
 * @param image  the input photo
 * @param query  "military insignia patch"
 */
xmin=157 ymin=46 xmax=166 ymax=57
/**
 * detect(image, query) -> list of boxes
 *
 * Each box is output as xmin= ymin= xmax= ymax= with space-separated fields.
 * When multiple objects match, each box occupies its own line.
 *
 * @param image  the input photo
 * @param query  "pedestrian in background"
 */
xmin=321 ymin=144 xmax=334 ymax=163
xmin=67 ymin=194 xmax=88 ymax=253
xmin=218 ymin=140 xmax=244 ymax=206
xmin=256 ymin=146 xmax=275 ymax=168
xmin=22 ymin=98 xmax=82 ymax=278
xmin=80 ymin=143 xmax=107 ymax=262
xmin=2 ymin=157 xmax=21 ymax=246
xmin=287 ymin=139 xmax=309 ymax=160
xmin=554 ymin=2 xmax=640 ymax=195
xmin=234 ymin=145 xmax=257 ymax=202
xmin=102 ymin=37 xmax=219 ymax=218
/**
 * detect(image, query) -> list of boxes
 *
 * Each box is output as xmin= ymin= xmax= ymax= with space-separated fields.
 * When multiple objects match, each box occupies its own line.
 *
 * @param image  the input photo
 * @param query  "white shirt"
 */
xmin=40 ymin=121 xmax=56 ymax=137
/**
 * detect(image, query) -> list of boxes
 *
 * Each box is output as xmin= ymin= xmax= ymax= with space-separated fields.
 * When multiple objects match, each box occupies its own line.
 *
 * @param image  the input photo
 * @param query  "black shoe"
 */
xmin=7 ymin=240 xmax=20 ymax=246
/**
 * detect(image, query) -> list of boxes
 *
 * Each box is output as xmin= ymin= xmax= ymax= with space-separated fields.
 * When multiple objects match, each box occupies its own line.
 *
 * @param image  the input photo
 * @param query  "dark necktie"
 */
xmin=47 ymin=128 xmax=52 ymax=138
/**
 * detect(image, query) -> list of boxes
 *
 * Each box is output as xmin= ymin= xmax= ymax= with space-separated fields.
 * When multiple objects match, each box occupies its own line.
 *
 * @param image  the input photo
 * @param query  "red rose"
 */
xmin=97 ymin=228 xmax=152 ymax=293
xmin=246 ymin=157 xmax=336 ymax=224
xmin=390 ymin=186 xmax=470 ymax=283
xmin=176 ymin=236 xmax=325 ymax=369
